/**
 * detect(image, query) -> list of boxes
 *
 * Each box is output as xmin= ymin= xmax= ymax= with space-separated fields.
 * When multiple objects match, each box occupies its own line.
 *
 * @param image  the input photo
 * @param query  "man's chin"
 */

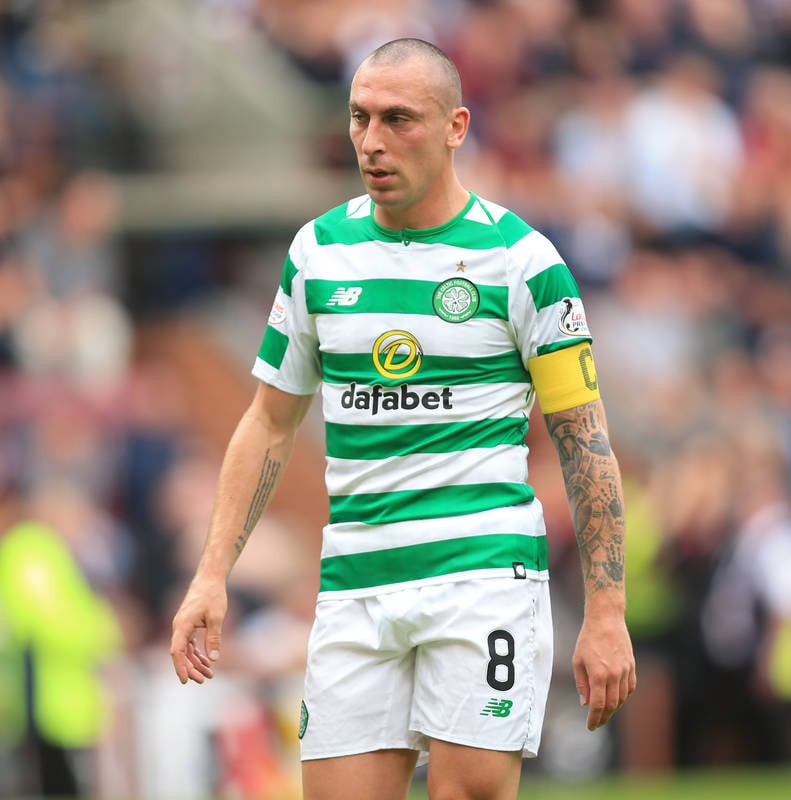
xmin=366 ymin=186 xmax=402 ymax=206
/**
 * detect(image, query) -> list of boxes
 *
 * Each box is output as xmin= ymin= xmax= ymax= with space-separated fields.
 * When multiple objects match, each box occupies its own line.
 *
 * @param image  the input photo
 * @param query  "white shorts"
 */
xmin=299 ymin=576 xmax=553 ymax=762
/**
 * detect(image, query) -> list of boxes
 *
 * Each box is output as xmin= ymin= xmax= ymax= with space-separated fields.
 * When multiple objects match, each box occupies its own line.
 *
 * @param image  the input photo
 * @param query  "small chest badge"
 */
xmin=432 ymin=277 xmax=480 ymax=323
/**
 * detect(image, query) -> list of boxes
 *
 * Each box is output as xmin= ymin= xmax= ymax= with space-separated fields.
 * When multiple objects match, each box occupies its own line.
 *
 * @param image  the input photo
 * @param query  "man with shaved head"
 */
xmin=171 ymin=38 xmax=636 ymax=800
xmin=348 ymin=39 xmax=467 ymax=232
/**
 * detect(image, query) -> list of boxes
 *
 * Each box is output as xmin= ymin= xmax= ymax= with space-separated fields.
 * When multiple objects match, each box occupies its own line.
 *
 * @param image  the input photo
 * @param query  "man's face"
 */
xmin=349 ymin=58 xmax=457 ymax=226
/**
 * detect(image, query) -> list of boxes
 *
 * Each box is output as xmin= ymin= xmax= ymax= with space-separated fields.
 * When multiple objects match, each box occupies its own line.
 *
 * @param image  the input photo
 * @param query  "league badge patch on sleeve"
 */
xmin=268 ymin=288 xmax=287 ymax=325
xmin=558 ymin=297 xmax=590 ymax=336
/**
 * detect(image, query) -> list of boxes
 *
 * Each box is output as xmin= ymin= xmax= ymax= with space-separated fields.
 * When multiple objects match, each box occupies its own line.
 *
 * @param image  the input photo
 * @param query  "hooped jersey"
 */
xmin=253 ymin=192 xmax=595 ymax=599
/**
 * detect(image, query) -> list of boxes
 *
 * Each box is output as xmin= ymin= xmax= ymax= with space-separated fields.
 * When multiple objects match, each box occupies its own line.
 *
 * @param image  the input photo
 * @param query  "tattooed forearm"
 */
xmin=545 ymin=400 xmax=625 ymax=596
xmin=234 ymin=449 xmax=282 ymax=555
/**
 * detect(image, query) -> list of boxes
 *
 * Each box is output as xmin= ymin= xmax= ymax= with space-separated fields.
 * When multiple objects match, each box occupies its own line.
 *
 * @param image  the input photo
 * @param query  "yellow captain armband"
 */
xmin=527 ymin=342 xmax=600 ymax=414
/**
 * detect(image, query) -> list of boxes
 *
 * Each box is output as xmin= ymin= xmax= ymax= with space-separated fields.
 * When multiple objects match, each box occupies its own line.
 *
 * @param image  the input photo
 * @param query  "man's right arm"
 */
xmin=170 ymin=381 xmax=314 ymax=684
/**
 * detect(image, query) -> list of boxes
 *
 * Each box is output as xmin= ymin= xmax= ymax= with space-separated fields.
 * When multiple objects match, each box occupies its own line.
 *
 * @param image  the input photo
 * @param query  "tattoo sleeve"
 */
xmin=234 ymin=448 xmax=282 ymax=556
xmin=545 ymin=400 xmax=625 ymax=596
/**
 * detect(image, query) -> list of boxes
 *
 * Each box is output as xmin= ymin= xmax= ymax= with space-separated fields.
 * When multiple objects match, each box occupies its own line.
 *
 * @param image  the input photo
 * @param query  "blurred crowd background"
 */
xmin=1 ymin=0 xmax=791 ymax=798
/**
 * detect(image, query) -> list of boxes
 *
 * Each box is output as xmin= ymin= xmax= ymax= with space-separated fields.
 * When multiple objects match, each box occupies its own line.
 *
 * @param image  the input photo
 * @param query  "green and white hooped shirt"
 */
xmin=253 ymin=193 xmax=592 ymax=599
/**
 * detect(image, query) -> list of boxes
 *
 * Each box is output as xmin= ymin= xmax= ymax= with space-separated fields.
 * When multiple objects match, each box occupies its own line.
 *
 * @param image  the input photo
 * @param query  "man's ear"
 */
xmin=447 ymin=106 xmax=471 ymax=150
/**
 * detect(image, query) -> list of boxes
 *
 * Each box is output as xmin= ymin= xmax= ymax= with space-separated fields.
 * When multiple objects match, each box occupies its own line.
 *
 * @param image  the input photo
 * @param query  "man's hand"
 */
xmin=170 ymin=578 xmax=228 ymax=684
xmin=572 ymin=603 xmax=636 ymax=730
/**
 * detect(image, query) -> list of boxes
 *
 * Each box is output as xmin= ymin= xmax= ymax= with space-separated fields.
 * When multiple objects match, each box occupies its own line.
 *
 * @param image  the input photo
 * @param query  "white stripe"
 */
xmin=316 ymin=313 xmax=515 ymax=358
xmin=325 ymin=445 xmax=526 ymax=496
xmin=307 ymin=240 xmax=509 ymax=283
xmin=252 ymin=358 xmax=318 ymax=396
xmin=320 ymin=501 xmax=547 ymax=559
xmin=321 ymin=381 xmax=530 ymax=426
xmin=475 ymin=196 xmax=510 ymax=223
xmin=346 ymin=195 xmax=371 ymax=218
xmin=510 ymin=229 xmax=565 ymax=282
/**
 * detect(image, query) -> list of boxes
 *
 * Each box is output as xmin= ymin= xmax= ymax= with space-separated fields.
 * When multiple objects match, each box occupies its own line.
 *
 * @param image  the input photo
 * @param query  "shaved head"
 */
xmin=348 ymin=36 xmax=471 ymax=229
xmin=363 ymin=38 xmax=462 ymax=111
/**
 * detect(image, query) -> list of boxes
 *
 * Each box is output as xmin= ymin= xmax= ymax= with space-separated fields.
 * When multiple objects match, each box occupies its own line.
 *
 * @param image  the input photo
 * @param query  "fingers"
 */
xmin=170 ymin=583 xmax=227 ymax=684
xmin=171 ymin=629 xmax=217 ymax=685
xmin=621 ymin=661 xmax=637 ymax=707
xmin=171 ymin=608 xmax=220 ymax=685
xmin=584 ymin=662 xmax=636 ymax=730
xmin=185 ymin=640 xmax=215 ymax=683
xmin=574 ymin=660 xmax=591 ymax=709
xmin=170 ymin=624 xmax=192 ymax=684
xmin=586 ymin=673 xmax=616 ymax=730
xmin=584 ymin=671 xmax=606 ymax=730
xmin=205 ymin=615 xmax=223 ymax=663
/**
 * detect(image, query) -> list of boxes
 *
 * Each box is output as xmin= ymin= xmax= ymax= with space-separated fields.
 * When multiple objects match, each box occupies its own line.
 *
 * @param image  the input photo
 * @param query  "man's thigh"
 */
xmin=302 ymin=750 xmax=419 ymax=800
xmin=427 ymin=740 xmax=523 ymax=800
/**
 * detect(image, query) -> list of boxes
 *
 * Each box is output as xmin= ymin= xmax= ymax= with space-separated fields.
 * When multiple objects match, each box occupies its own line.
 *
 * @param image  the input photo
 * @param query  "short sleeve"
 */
xmin=252 ymin=224 xmax=321 ymax=395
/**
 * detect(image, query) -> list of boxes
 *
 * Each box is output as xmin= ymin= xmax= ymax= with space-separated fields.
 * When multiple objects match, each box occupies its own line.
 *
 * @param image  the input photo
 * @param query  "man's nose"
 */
xmin=362 ymin=119 xmax=385 ymax=155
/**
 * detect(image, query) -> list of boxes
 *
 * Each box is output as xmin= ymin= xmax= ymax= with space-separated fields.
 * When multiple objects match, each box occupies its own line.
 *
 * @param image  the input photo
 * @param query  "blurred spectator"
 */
xmin=756 ymin=322 xmax=791 ymax=470
xmin=648 ymin=431 xmax=737 ymax=768
xmin=552 ymin=72 xmax=635 ymax=283
xmin=699 ymin=434 xmax=791 ymax=763
xmin=586 ymin=248 xmax=709 ymax=456
xmin=0 ymin=501 xmax=122 ymax=797
xmin=731 ymin=65 xmax=791 ymax=269
xmin=333 ymin=0 xmax=436 ymax=83
xmin=682 ymin=0 xmax=758 ymax=103
xmin=18 ymin=171 xmax=121 ymax=298
xmin=611 ymin=0 xmax=681 ymax=76
xmin=623 ymin=51 xmax=744 ymax=242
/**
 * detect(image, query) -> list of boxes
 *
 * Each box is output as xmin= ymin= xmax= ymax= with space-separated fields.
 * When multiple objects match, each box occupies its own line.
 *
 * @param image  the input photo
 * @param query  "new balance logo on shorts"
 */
xmin=480 ymin=698 xmax=513 ymax=717
xmin=327 ymin=287 xmax=362 ymax=306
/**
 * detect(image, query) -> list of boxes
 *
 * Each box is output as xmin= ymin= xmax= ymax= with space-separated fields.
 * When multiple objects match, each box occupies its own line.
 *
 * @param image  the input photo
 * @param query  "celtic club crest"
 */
xmin=432 ymin=278 xmax=480 ymax=323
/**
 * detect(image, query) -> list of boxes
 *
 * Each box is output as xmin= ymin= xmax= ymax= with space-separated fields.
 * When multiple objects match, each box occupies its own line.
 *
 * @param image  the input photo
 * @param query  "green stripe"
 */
xmin=491 ymin=210 xmax=535 ymax=248
xmin=316 ymin=200 xmax=351 ymax=233
xmin=329 ymin=482 xmax=534 ymax=525
xmin=320 ymin=532 xmax=547 ymax=592
xmin=526 ymin=263 xmax=581 ymax=311
xmin=305 ymin=278 xmax=508 ymax=318
xmin=388 ymin=218 xmax=522 ymax=249
xmin=325 ymin=417 xmax=528 ymax=459
xmin=280 ymin=255 xmax=298 ymax=297
xmin=322 ymin=351 xmax=528 ymax=386
xmin=536 ymin=337 xmax=590 ymax=357
xmin=314 ymin=218 xmax=526 ymax=250
xmin=258 ymin=326 xmax=288 ymax=369
xmin=313 ymin=196 xmax=535 ymax=250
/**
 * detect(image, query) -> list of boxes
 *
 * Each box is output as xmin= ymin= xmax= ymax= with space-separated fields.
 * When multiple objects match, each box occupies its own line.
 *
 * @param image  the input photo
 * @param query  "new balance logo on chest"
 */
xmin=327 ymin=287 xmax=363 ymax=306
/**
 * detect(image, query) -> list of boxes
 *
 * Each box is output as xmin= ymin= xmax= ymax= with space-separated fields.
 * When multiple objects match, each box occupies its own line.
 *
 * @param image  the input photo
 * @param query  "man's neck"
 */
xmin=374 ymin=181 xmax=470 ymax=231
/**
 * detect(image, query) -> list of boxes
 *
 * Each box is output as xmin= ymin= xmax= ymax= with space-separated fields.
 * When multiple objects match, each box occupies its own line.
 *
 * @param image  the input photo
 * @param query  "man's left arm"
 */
xmin=544 ymin=397 xmax=637 ymax=730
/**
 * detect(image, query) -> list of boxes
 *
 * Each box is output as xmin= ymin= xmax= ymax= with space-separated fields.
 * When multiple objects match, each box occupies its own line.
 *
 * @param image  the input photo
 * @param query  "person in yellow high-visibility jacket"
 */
xmin=0 ymin=518 xmax=121 ymax=796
